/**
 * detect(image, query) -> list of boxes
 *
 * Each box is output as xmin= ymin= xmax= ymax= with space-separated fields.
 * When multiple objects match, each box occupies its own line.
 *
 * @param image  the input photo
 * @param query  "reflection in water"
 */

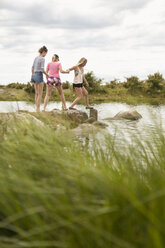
xmin=0 ymin=101 xmax=165 ymax=141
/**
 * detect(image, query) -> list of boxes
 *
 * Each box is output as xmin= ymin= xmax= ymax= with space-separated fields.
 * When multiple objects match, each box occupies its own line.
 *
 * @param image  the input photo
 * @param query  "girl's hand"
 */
xmin=66 ymin=69 xmax=70 ymax=73
xmin=86 ymin=82 xmax=89 ymax=87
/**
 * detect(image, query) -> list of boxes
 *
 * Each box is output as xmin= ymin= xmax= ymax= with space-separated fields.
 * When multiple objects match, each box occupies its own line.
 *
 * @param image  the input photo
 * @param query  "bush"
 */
xmin=146 ymin=72 xmax=164 ymax=91
xmin=84 ymin=71 xmax=107 ymax=93
xmin=24 ymin=82 xmax=35 ymax=94
xmin=62 ymin=81 xmax=70 ymax=89
xmin=106 ymin=79 xmax=119 ymax=89
xmin=7 ymin=83 xmax=26 ymax=89
xmin=123 ymin=76 xmax=144 ymax=93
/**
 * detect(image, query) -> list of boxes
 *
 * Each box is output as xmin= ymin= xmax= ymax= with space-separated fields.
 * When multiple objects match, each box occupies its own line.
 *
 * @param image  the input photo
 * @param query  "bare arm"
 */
xmin=83 ymin=75 xmax=89 ymax=87
xmin=59 ymin=67 xmax=69 ymax=74
xmin=68 ymin=65 xmax=77 ymax=71
xmin=42 ymin=70 xmax=49 ymax=78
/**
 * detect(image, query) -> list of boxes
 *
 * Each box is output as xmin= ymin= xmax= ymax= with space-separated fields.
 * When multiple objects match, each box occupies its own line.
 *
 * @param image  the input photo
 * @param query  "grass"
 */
xmin=0 ymin=115 xmax=165 ymax=247
xmin=1 ymin=85 xmax=165 ymax=105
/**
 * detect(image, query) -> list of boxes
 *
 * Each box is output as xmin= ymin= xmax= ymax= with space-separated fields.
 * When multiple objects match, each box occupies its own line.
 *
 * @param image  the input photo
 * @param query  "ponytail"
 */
xmin=38 ymin=46 xmax=48 ymax=54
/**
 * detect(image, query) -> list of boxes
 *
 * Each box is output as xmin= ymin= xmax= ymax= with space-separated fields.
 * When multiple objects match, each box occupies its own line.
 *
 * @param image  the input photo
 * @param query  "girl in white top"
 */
xmin=68 ymin=57 xmax=93 ymax=109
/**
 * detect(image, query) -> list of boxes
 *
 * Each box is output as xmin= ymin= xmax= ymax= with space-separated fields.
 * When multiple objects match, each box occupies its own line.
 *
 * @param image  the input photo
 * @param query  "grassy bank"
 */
xmin=1 ymin=84 xmax=165 ymax=105
xmin=0 ymin=116 xmax=165 ymax=247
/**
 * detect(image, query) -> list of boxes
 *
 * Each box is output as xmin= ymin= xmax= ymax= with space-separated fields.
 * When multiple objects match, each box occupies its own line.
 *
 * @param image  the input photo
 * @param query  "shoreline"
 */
xmin=0 ymin=85 xmax=165 ymax=105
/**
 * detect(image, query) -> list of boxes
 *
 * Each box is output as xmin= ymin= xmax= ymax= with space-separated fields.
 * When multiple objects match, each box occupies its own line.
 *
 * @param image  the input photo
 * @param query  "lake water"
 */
xmin=0 ymin=101 xmax=165 ymax=140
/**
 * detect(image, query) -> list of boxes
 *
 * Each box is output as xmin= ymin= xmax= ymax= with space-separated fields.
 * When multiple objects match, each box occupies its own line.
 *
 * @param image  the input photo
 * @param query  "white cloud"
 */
xmin=0 ymin=0 xmax=165 ymax=84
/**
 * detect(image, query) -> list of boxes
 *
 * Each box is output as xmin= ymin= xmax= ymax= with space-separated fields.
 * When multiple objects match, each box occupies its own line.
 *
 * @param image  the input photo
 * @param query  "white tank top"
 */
xmin=73 ymin=67 xmax=84 ymax=84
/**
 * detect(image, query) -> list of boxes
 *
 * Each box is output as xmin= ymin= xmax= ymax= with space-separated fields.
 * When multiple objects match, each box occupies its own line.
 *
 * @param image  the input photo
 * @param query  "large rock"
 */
xmin=105 ymin=109 xmax=142 ymax=121
xmin=67 ymin=110 xmax=88 ymax=123
xmin=93 ymin=121 xmax=108 ymax=128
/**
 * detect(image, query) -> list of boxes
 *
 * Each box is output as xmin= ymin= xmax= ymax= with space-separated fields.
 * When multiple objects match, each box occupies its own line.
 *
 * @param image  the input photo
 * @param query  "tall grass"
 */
xmin=0 ymin=118 xmax=165 ymax=248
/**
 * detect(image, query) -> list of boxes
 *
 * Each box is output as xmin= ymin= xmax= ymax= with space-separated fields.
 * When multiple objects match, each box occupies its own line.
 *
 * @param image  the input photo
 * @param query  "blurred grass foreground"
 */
xmin=0 ymin=115 xmax=165 ymax=248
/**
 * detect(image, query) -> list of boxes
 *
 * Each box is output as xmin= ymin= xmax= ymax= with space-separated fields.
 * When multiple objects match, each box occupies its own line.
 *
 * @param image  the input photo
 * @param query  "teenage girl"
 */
xmin=43 ymin=54 xmax=69 ymax=111
xmin=68 ymin=57 xmax=93 ymax=110
xmin=31 ymin=46 xmax=49 ymax=112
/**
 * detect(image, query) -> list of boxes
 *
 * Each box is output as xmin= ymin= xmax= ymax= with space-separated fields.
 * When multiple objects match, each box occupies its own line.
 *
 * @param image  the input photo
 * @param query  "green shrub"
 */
xmin=62 ymin=81 xmax=70 ymax=89
xmin=24 ymin=82 xmax=35 ymax=94
xmin=123 ymin=76 xmax=144 ymax=92
xmin=7 ymin=83 xmax=26 ymax=89
xmin=106 ymin=79 xmax=119 ymax=89
xmin=146 ymin=72 xmax=164 ymax=91
xmin=84 ymin=71 xmax=107 ymax=93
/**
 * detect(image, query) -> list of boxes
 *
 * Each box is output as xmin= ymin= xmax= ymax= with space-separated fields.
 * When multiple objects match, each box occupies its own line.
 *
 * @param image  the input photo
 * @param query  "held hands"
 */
xmin=66 ymin=69 xmax=70 ymax=74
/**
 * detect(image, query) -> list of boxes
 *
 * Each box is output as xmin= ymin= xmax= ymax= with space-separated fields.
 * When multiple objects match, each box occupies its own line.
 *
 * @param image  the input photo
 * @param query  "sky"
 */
xmin=0 ymin=0 xmax=165 ymax=85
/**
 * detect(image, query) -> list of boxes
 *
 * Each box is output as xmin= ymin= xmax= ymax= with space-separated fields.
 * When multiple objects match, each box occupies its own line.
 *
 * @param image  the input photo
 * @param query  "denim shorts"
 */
xmin=31 ymin=72 xmax=43 ymax=83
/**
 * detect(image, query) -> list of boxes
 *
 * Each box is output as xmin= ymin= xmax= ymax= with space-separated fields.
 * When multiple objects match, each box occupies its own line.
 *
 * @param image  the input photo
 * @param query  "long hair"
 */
xmin=77 ymin=57 xmax=87 ymax=66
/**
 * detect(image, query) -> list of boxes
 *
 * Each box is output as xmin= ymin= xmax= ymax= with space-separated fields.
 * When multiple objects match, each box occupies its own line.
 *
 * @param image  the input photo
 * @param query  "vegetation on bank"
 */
xmin=0 ymin=72 xmax=165 ymax=104
xmin=0 ymin=115 xmax=165 ymax=247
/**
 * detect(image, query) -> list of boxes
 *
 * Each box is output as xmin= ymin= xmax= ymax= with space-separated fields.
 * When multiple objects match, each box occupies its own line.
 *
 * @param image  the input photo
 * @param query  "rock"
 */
xmin=90 ymin=108 xmax=98 ymax=121
xmin=93 ymin=121 xmax=108 ymax=128
xmin=114 ymin=109 xmax=142 ymax=120
xmin=72 ymin=123 xmax=98 ymax=137
xmin=52 ymin=109 xmax=63 ymax=116
xmin=85 ymin=117 xmax=96 ymax=124
xmin=14 ymin=113 xmax=44 ymax=126
xmin=105 ymin=109 xmax=142 ymax=121
xmin=67 ymin=109 xmax=88 ymax=123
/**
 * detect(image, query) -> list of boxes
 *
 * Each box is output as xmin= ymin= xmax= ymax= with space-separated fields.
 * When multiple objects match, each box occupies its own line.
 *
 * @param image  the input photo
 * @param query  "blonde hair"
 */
xmin=52 ymin=54 xmax=59 ymax=62
xmin=52 ymin=55 xmax=56 ymax=62
xmin=77 ymin=57 xmax=87 ymax=66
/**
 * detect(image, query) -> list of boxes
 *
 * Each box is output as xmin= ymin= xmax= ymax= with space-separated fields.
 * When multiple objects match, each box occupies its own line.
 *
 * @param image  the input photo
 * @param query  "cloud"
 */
xmin=96 ymin=0 xmax=151 ymax=11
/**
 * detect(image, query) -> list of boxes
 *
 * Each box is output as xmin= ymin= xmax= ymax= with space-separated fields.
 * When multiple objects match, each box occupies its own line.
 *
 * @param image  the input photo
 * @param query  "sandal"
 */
xmin=69 ymin=107 xmax=77 ymax=110
xmin=86 ymin=106 xmax=94 ymax=109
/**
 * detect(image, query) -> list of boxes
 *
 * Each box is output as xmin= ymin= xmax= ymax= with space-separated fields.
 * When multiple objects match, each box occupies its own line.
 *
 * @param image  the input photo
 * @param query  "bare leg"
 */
xmin=56 ymin=85 xmax=67 ymax=110
xmin=34 ymin=83 xmax=39 ymax=111
xmin=82 ymin=86 xmax=93 ymax=108
xmin=38 ymin=82 xmax=44 ymax=111
xmin=82 ymin=86 xmax=89 ymax=107
xmin=69 ymin=87 xmax=83 ymax=108
xmin=36 ymin=82 xmax=44 ymax=112
xmin=43 ymin=84 xmax=53 ymax=111
xmin=34 ymin=83 xmax=37 ymax=104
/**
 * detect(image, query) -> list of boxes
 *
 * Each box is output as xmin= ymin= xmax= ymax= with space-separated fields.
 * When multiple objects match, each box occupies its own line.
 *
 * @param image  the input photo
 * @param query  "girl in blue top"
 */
xmin=31 ymin=46 xmax=49 ymax=112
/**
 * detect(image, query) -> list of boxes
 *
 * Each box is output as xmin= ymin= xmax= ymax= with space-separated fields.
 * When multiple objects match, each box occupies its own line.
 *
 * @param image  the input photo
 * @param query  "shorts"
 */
xmin=73 ymin=83 xmax=83 ymax=88
xmin=47 ymin=77 xmax=62 ymax=86
xmin=31 ymin=72 xmax=43 ymax=83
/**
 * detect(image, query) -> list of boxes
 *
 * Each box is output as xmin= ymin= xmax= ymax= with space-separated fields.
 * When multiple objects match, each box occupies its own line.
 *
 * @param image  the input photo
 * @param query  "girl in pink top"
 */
xmin=43 ymin=54 xmax=69 ymax=111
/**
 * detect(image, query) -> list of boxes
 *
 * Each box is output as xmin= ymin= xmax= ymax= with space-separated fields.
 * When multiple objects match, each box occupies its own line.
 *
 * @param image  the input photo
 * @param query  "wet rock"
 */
xmin=90 ymin=108 xmax=98 ymax=121
xmin=105 ymin=109 xmax=142 ymax=121
xmin=85 ymin=117 xmax=96 ymax=123
xmin=67 ymin=110 xmax=88 ymax=123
